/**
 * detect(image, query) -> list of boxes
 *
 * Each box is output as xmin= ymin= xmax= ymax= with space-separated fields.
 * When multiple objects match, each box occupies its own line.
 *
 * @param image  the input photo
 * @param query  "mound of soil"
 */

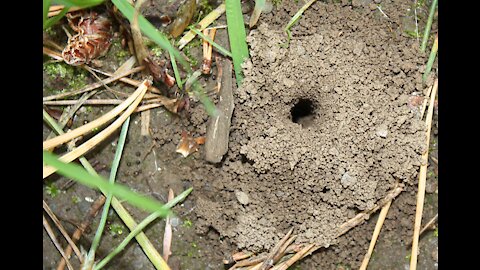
xmin=193 ymin=1 xmax=427 ymax=252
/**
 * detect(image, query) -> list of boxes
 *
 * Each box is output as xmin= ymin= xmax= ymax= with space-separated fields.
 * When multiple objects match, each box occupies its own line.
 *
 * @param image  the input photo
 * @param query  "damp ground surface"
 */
xmin=43 ymin=0 xmax=438 ymax=269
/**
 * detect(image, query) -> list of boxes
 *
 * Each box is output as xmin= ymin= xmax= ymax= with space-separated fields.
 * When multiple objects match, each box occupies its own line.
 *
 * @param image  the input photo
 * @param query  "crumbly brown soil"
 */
xmin=43 ymin=0 xmax=438 ymax=269
xmin=192 ymin=0 xmax=428 ymax=252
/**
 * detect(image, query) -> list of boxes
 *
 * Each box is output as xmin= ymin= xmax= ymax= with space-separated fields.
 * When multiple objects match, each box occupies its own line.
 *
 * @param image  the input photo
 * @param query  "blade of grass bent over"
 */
xmin=43 ymin=112 xmax=169 ymax=270
xmin=282 ymin=0 xmax=318 ymax=48
xmin=225 ymin=0 xmax=249 ymax=86
xmin=94 ymin=187 xmax=193 ymax=270
xmin=188 ymin=26 xmax=232 ymax=58
xmin=84 ymin=117 xmax=131 ymax=269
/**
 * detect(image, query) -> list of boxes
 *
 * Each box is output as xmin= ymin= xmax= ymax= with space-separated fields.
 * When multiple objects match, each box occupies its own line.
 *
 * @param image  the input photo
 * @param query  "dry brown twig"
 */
xmin=56 ymin=195 xmax=106 ymax=270
xmin=43 ymin=201 xmax=83 ymax=265
xmin=44 ymin=215 xmax=75 ymax=270
xmin=43 ymin=80 xmax=150 ymax=178
xmin=410 ymin=78 xmax=438 ymax=270
xmin=359 ymin=199 xmax=393 ymax=270
xmin=162 ymin=189 xmax=174 ymax=262
xmin=202 ymin=28 xmax=217 ymax=75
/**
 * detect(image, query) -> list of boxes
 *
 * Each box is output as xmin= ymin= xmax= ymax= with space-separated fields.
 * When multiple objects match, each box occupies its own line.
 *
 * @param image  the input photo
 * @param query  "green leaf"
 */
xmin=43 ymin=151 xmax=171 ymax=217
xmin=225 ymin=0 xmax=249 ymax=86
xmin=52 ymin=0 xmax=105 ymax=7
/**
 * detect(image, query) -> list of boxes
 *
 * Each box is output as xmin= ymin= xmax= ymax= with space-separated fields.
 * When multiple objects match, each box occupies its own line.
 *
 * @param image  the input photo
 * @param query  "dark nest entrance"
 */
xmin=290 ymin=98 xmax=316 ymax=127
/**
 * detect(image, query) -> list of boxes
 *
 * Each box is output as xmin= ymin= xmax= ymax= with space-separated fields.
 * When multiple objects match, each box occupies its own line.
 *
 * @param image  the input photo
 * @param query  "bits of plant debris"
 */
xmin=176 ymin=131 xmax=205 ymax=157
xmin=62 ymin=10 xmax=113 ymax=66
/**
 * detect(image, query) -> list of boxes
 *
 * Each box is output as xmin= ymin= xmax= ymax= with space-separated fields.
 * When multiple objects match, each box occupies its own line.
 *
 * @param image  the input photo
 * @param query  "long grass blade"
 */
xmin=188 ymin=26 xmax=232 ymax=58
xmin=43 ymin=151 xmax=172 ymax=217
xmin=282 ymin=0 xmax=317 ymax=48
xmin=43 ymin=110 xmax=168 ymax=270
xmin=420 ymin=0 xmax=437 ymax=52
xmin=84 ymin=117 xmax=131 ymax=269
xmin=94 ymin=187 xmax=193 ymax=270
xmin=422 ymin=34 xmax=438 ymax=82
xmin=225 ymin=0 xmax=249 ymax=86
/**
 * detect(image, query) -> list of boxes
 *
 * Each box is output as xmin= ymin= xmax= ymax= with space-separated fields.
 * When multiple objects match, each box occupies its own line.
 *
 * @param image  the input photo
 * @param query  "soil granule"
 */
xmin=193 ymin=1 xmax=428 ymax=252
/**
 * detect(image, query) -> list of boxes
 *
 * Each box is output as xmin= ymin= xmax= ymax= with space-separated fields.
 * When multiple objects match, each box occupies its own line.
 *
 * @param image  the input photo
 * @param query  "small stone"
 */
xmin=376 ymin=124 xmax=388 ymax=138
xmin=341 ymin=172 xmax=357 ymax=187
xmin=235 ymin=190 xmax=250 ymax=205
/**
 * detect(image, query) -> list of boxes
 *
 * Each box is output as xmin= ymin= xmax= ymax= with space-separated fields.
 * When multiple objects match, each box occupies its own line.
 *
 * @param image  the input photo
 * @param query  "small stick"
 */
xmin=259 ymin=227 xmax=294 ymax=270
xmin=178 ymin=3 xmax=226 ymax=49
xmin=162 ymin=189 xmax=174 ymax=262
xmin=407 ymin=213 xmax=438 ymax=247
xmin=48 ymin=5 xmax=83 ymax=17
xmin=420 ymin=82 xmax=434 ymax=119
xmin=359 ymin=199 xmax=392 ymax=270
xmin=43 ymin=66 xmax=144 ymax=101
xmin=337 ymin=182 xmax=404 ymax=237
xmin=56 ymin=195 xmax=105 ymax=270
xmin=202 ymin=28 xmax=217 ymax=74
xmin=410 ymin=78 xmax=438 ymax=270
xmin=43 ymin=81 xmax=150 ymax=178
xmin=224 ymin=251 xmax=255 ymax=265
xmin=272 ymin=235 xmax=297 ymax=263
xmin=43 ymin=81 xmax=147 ymax=150
xmin=141 ymin=110 xmax=150 ymax=136
xmin=43 ymin=215 xmax=75 ymax=270
xmin=43 ymin=201 xmax=83 ymax=264
xmin=271 ymin=243 xmax=316 ymax=270
xmin=230 ymin=254 xmax=268 ymax=269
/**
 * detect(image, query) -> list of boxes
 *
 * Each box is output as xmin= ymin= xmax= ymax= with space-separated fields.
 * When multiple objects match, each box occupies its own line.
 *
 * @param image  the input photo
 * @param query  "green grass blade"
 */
xmin=225 ymin=0 xmax=249 ymax=86
xmin=188 ymin=26 xmax=233 ymax=58
xmin=43 ymin=0 xmax=51 ymax=29
xmin=420 ymin=0 xmax=437 ymax=52
xmin=44 ymin=6 xmax=69 ymax=30
xmin=111 ymin=0 xmax=189 ymax=70
xmin=85 ymin=117 xmax=131 ymax=269
xmin=94 ymin=187 xmax=193 ymax=270
xmin=43 ymin=113 xmax=169 ymax=269
xmin=169 ymin=50 xmax=183 ymax=90
xmin=422 ymin=34 xmax=438 ymax=82
xmin=43 ymin=151 xmax=171 ymax=217
xmin=52 ymin=0 xmax=104 ymax=7
xmin=282 ymin=0 xmax=317 ymax=48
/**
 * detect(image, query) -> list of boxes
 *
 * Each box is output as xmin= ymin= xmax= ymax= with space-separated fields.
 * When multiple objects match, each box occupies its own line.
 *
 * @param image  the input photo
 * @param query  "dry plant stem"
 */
xmin=202 ymin=28 xmax=217 ymax=74
xmin=337 ymin=182 xmax=404 ymax=237
xmin=271 ymin=244 xmax=316 ymax=270
xmin=259 ymin=227 xmax=294 ymax=270
xmin=407 ymin=213 xmax=438 ymax=247
xmin=43 ymin=46 xmax=64 ymax=60
xmin=224 ymin=251 xmax=255 ymax=264
xmin=131 ymin=0 xmax=149 ymax=65
xmin=43 ymin=80 xmax=147 ymax=150
xmin=44 ymin=215 xmax=75 ymax=270
xmin=43 ymin=66 xmax=144 ymax=101
xmin=420 ymin=82 xmax=434 ymax=119
xmin=410 ymin=78 xmax=438 ymax=270
xmin=43 ymin=80 xmax=150 ymax=178
xmin=57 ymin=195 xmax=106 ymax=270
xmin=89 ymin=67 xmax=163 ymax=95
xmin=359 ymin=199 xmax=392 ymax=270
xmin=141 ymin=110 xmax=150 ymax=136
xmin=178 ymin=3 xmax=226 ymax=49
xmin=230 ymin=254 xmax=269 ymax=269
xmin=272 ymin=235 xmax=297 ymax=263
xmin=162 ymin=189 xmax=174 ymax=262
xmin=43 ymin=201 xmax=83 ymax=264
xmin=48 ymin=5 xmax=83 ymax=17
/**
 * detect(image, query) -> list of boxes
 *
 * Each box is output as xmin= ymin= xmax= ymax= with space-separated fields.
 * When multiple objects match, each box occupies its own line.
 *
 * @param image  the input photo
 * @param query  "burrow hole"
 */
xmin=290 ymin=98 xmax=317 ymax=128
